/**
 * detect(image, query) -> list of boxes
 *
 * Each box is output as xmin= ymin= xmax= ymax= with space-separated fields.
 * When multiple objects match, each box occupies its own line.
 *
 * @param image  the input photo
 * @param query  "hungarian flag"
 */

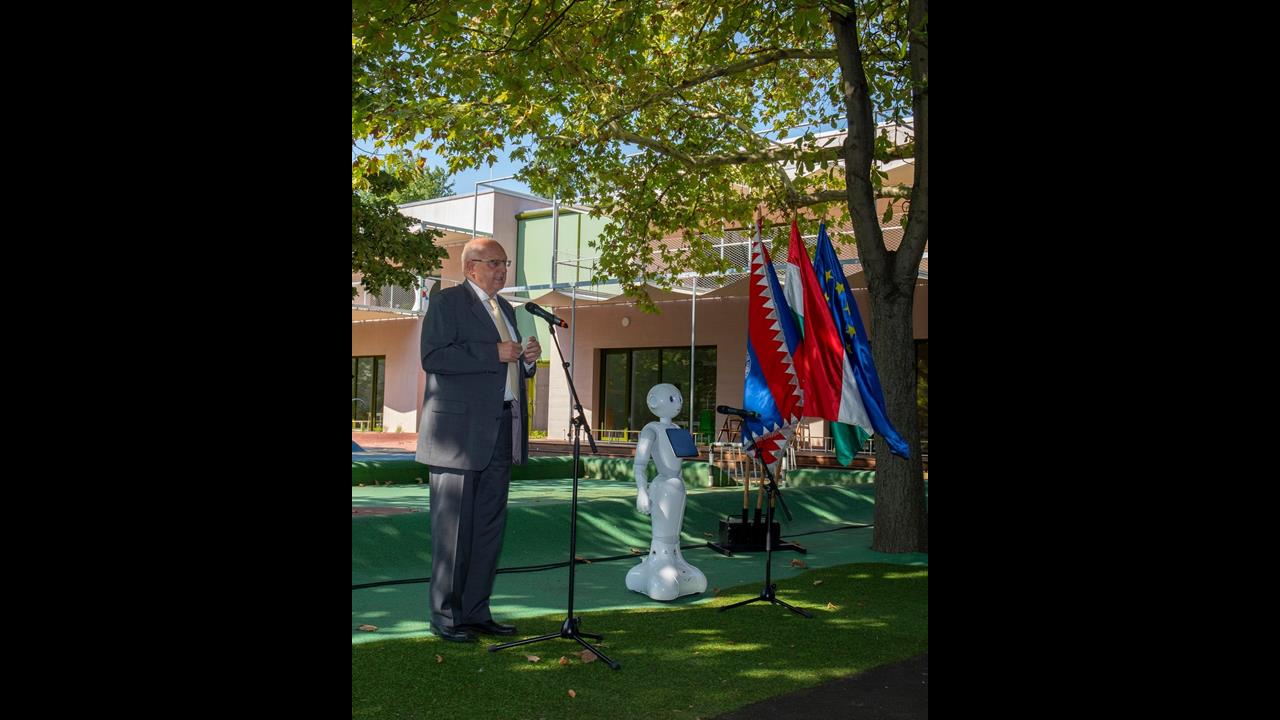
xmin=785 ymin=220 xmax=909 ymax=462
xmin=739 ymin=220 xmax=803 ymax=474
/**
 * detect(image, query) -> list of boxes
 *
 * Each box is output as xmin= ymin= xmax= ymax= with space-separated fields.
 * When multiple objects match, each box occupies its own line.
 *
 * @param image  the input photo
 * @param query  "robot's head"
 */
xmin=646 ymin=383 xmax=682 ymax=419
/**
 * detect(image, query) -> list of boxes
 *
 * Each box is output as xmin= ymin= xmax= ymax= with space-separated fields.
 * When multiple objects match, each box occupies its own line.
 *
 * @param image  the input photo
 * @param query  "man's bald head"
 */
xmin=462 ymin=238 xmax=504 ymax=264
xmin=462 ymin=238 xmax=509 ymax=296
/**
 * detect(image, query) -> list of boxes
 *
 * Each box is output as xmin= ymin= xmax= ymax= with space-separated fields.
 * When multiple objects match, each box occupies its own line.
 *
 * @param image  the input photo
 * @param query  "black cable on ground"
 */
xmin=352 ymin=522 xmax=874 ymax=590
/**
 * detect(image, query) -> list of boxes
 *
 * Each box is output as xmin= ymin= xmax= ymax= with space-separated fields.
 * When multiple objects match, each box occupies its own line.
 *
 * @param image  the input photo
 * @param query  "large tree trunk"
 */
xmin=869 ymin=287 xmax=927 ymax=552
xmin=832 ymin=0 xmax=928 ymax=553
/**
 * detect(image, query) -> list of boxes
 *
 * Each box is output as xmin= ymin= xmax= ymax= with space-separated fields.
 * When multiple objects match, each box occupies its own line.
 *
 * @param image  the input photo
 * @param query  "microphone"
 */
xmin=523 ymin=301 xmax=568 ymax=328
xmin=717 ymin=405 xmax=760 ymax=420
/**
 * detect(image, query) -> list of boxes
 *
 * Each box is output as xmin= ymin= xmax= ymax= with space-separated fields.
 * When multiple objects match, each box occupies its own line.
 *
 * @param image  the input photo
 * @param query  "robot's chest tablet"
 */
xmin=665 ymin=428 xmax=699 ymax=458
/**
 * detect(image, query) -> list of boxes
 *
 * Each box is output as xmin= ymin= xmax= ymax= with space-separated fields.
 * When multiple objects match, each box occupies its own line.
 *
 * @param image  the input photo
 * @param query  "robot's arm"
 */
xmin=633 ymin=426 xmax=656 ymax=515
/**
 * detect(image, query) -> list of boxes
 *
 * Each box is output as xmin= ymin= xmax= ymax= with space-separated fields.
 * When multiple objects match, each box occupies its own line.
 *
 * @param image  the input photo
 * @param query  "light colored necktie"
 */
xmin=488 ymin=297 xmax=519 ymax=400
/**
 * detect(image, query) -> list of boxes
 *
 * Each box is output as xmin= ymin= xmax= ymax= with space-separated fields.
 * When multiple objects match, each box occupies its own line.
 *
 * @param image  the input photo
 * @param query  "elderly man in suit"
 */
xmin=415 ymin=237 xmax=541 ymax=643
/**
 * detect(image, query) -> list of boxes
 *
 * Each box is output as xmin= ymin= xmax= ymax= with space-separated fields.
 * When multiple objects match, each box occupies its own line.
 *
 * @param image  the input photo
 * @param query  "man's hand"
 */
xmin=497 ymin=341 xmax=523 ymax=362
xmin=522 ymin=336 xmax=542 ymax=363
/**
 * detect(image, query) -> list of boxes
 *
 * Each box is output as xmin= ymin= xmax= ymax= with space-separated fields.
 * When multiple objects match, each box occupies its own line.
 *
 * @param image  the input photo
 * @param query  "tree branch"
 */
xmin=598 ymin=122 xmax=911 ymax=173
xmin=511 ymin=0 xmax=580 ymax=53
xmin=602 ymin=48 xmax=838 ymax=127
xmin=831 ymin=5 xmax=887 ymax=276
xmin=878 ymin=184 xmax=912 ymax=200
xmin=677 ymin=97 xmax=801 ymax=198
xmin=896 ymin=0 xmax=928 ymax=284
xmin=789 ymin=184 xmax=911 ymax=208
xmin=603 ymin=123 xmax=697 ymax=165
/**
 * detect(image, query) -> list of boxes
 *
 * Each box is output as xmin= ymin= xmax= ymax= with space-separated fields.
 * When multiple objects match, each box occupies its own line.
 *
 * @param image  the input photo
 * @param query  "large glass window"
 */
xmin=600 ymin=350 xmax=629 ymax=431
xmin=629 ymin=349 xmax=661 ymax=429
xmin=352 ymin=355 xmax=385 ymax=431
xmin=599 ymin=346 xmax=716 ymax=433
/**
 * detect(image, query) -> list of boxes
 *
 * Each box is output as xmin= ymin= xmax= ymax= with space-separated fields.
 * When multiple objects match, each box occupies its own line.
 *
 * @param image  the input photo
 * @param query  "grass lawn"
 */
xmin=353 ymin=562 xmax=927 ymax=719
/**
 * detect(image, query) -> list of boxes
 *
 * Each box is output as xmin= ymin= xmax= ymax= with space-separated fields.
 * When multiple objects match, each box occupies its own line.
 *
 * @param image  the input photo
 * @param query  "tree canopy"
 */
xmin=385 ymin=165 xmax=454 ymax=205
xmin=351 ymin=161 xmax=455 ymax=298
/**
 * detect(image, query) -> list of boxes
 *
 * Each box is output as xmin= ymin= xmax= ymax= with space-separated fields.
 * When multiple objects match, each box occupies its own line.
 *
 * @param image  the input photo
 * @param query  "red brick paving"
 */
xmin=353 ymin=432 xmax=418 ymax=451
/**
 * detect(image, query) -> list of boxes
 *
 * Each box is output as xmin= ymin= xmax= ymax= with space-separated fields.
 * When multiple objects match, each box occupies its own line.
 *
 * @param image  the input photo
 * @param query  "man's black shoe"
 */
xmin=458 ymin=619 xmax=518 ymax=636
xmin=431 ymin=622 xmax=477 ymax=643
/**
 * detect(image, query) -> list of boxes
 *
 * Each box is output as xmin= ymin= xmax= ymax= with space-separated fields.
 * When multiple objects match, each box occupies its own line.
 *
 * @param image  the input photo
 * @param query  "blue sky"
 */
xmin=436 ymin=148 xmax=532 ymax=196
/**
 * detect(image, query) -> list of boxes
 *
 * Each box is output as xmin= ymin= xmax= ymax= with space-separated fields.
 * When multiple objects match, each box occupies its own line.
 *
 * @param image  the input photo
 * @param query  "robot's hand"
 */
xmin=636 ymin=487 xmax=651 ymax=515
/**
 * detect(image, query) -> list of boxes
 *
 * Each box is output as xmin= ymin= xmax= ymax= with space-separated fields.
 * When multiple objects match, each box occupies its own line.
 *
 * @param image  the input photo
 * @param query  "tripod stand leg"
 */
xmin=573 ymin=636 xmax=620 ymax=669
xmin=770 ymin=596 xmax=814 ymax=618
xmin=717 ymin=594 xmax=766 ymax=612
xmin=705 ymin=541 xmax=734 ymax=557
xmin=488 ymin=632 xmax=563 ymax=652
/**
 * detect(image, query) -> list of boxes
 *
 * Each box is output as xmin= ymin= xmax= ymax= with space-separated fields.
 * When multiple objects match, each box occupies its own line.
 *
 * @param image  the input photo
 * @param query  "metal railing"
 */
xmin=794 ymin=433 xmax=929 ymax=458
xmin=576 ymin=427 xmax=713 ymax=445
xmin=352 ymin=283 xmax=421 ymax=313
xmin=573 ymin=426 xmax=928 ymax=458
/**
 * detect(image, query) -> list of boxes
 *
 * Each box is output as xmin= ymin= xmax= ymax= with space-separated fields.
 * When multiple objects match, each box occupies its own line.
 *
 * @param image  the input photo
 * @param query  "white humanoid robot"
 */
xmin=626 ymin=383 xmax=708 ymax=601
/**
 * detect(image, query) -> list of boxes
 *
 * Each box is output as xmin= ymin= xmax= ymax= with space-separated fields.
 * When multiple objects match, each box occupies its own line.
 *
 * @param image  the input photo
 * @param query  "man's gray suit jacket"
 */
xmin=416 ymin=283 xmax=535 ymax=469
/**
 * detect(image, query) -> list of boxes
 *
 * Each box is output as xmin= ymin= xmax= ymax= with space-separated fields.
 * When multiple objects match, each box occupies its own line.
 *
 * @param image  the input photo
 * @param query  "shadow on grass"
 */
xmin=353 ymin=562 xmax=927 ymax=720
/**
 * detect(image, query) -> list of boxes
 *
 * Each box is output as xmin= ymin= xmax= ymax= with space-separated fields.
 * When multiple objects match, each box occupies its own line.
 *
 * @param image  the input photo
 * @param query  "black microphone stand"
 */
xmin=717 ymin=438 xmax=813 ymax=619
xmin=488 ymin=318 xmax=620 ymax=670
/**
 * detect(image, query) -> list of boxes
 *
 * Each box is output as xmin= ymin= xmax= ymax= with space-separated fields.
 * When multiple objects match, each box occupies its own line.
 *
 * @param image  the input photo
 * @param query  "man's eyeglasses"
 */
xmin=469 ymin=259 xmax=512 ymax=268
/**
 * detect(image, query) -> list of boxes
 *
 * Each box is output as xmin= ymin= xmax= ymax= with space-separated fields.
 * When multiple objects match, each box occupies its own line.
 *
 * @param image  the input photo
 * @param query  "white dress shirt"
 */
xmin=467 ymin=280 xmax=535 ymax=401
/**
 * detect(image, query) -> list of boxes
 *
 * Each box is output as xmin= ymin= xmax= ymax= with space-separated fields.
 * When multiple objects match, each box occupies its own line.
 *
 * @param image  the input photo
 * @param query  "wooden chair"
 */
xmin=716 ymin=415 xmax=742 ymax=443
xmin=711 ymin=443 xmax=749 ymax=485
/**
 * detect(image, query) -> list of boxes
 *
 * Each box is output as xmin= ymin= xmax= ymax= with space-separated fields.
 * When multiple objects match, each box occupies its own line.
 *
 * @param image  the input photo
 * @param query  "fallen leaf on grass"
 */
xmin=575 ymin=555 xmax=592 ymax=564
xmin=826 ymin=602 xmax=839 ymax=610
xmin=559 ymin=656 xmax=570 ymax=665
xmin=526 ymin=655 xmax=541 ymax=663
xmin=790 ymin=559 xmax=807 ymax=568
xmin=813 ymin=580 xmax=824 ymax=586
xmin=630 ymin=548 xmax=646 ymax=555
xmin=357 ymin=624 xmax=378 ymax=632
xmin=578 ymin=650 xmax=597 ymax=663
xmin=435 ymin=655 xmax=443 ymax=663
xmin=568 ymin=690 xmax=577 ymax=698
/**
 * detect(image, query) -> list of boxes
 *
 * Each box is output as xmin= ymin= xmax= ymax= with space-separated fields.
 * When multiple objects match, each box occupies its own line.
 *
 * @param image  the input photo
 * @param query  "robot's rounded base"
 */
xmin=625 ymin=541 xmax=707 ymax=601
